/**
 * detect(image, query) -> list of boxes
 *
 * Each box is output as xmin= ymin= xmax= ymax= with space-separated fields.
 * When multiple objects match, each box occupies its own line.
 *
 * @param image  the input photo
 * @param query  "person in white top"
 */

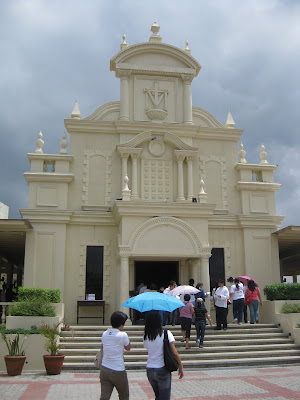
xmin=144 ymin=310 xmax=183 ymax=400
xmin=230 ymin=278 xmax=245 ymax=325
xmin=163 ymin=280 xmax=177 ymax=326
xmin=100 ymin=311 xmax=131 ymax=400
xmin=214 ymin=279 xmax=230 ymax=330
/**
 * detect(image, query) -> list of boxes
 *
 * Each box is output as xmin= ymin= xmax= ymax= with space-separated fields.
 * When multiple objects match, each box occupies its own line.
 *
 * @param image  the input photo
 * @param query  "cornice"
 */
xmin=237 ymin=215 xmax=285 ymax=229
xmin=70 ymin=211 xmax=115 ymax=226
xmin=208 ymin=215 xmax=285 ymax=229
xmin=113 ymin=200 xmax=216 ymax=222
xmin=64 ymin=118 xmax=243 ymax=141
xmin=19 ymin=209 xmax=73 ymax=223
xmin=27 ymin=154 xmax=74 ymax=162
xmin=236 ymin=182 xmax=281 ymax=192
xmin=24 ymin=173 xmax=74 ymax=183
xmin=236 ymin=163 xmax=277 ymax=172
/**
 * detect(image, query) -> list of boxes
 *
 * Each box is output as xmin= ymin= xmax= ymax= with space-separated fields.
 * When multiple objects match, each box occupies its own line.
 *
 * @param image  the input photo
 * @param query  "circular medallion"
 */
xmin=148 ymin=139 xmax=166 ymax=157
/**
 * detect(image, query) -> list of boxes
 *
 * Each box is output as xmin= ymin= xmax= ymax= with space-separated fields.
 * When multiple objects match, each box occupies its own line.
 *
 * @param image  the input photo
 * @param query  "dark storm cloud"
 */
xmin=0 ymin=0 xmax=299 ymax=227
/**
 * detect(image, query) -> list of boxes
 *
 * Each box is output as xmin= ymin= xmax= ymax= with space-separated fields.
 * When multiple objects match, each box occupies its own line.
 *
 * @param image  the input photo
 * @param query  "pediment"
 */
xmin=84 ymin=102 xmax=120 ymax=121
xmin=117 ymin=130 xmax=198 ymax=151
xmin=110 ymin=43 xmax=201 ymax=77
xmin=192 ymin=107 xmax=224 ymax=128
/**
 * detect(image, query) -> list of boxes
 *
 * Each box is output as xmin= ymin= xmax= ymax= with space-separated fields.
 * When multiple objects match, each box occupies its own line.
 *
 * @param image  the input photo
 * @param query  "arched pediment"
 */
xmin=117 ymin=130 xmax=198 ymax=151
xmin=84 ymin=102 xmax=120 ymax=121
xmin=129 ymin=217 xmax=202 ymax=256
xmin=110 ymin=43 xmax=201 ymax=77
xmin=192 ymin=107 xmax=224 ymax=128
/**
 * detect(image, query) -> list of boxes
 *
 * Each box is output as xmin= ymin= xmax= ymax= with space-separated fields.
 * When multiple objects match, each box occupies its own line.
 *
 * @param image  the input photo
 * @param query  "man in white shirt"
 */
xmin=214 ymin=279 xmax=230 ymax=330
xmin=100 ymin=311 xmax=131 ymax=400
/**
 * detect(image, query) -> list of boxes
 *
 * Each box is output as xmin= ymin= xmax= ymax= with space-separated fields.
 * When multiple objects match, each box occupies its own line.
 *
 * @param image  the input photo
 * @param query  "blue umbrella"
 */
xmin=121 ymin=292 xmax=184 ymax=312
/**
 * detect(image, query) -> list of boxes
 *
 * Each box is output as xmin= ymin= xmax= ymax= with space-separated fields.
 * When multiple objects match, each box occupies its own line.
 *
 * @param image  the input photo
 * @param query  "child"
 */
xmin=194 ymin=298 xmax=212 ymax=348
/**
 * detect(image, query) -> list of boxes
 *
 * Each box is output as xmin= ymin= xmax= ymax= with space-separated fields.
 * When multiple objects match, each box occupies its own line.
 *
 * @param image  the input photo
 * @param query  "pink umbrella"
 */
xmin=236 ymin=276 xmax=258 ymax=286
xmin=170 ymin=285 xmax=200 ymax=297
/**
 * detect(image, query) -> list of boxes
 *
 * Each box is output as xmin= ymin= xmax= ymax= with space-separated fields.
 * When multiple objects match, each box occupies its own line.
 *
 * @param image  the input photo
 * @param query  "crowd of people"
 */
xmin=100 ymin=276 xmax=262 ymax=399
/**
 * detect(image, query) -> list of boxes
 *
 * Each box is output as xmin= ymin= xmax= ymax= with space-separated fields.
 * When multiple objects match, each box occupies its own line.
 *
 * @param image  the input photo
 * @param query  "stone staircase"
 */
xmin=60 ymin=323 xmax=300 ymax=370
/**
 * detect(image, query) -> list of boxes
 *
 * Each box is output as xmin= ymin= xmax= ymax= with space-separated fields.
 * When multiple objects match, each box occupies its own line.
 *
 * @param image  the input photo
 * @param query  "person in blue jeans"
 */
xmin=194 ymin=298 xmax=212 ymax=348
xmin=143 ymin=311 xmax=183 ymax=400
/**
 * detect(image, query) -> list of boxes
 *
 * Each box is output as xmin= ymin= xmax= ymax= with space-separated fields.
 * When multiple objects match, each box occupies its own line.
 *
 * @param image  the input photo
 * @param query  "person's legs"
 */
xmin=180 ymin=317 xmax=186 ymax=341
xmin=163 ymin=312 xmax=169 ymax=326
xmin=215 ymin=306 xmax=222 ymax=329
xmin=147 ymin=368 xmax=159 ymax=400
xmin=199 ymin=321 xmax=206 ymax=346
xmin=195 ymin=321 xmax=201 ymax=342
xmin=156 ymin=367 xmax=172 ymax=400
xmin=244 ymin=305 xmax=248 ymax=323
xmin=249 ymin=302 xmax=255 ymax=324
xmin=185 ymin=318 xmax=192 ymax=348
xmin=237 ymin=299 xmax=244 ymax=324
xmin=112 ymin=370 xmax=129 ymax=400
xmin=220 ymin=306 xmax=228 ymax=329
xmin=252 ymin=300 xmax=259 ymax=322
xmin=233 ymin=300 xmax=238 ymax=321
xmin=100 ymin=366 xmax=115 ymax=400
xmin=171 ymin=310 xmax=176 ymax=325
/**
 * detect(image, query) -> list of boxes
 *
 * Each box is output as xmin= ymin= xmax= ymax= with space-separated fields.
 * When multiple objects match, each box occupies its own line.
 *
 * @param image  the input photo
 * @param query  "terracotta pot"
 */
xmin=43 ymin=355 xmax=65 ymax=375
xmin=4 ymin=356 xmax=26 ymax=376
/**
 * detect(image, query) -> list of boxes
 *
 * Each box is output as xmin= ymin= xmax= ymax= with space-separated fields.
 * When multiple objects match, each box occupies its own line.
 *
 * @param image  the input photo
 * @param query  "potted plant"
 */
xmin=1 ymin=333 xmax=27 ymax=376
xmin=40 ymin=322 xmax=64 ymax=375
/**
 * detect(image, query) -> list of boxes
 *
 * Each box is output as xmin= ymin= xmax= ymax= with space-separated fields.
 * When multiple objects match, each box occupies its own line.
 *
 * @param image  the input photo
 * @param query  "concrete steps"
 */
xmin=60 ymin=323 xmax=300 ymax=370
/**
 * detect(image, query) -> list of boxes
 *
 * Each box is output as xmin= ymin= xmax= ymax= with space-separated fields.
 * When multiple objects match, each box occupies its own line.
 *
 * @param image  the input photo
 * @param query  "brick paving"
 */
xmin=1 ymin=365 xmax=300 ymax=399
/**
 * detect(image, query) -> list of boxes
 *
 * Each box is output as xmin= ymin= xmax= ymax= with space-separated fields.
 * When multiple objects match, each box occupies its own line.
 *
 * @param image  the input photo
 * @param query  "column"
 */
xmin=120 ymin=255 xmax=130 ymax=313
xmin=186 ymin=153 xmax=196 ymax=201
xmin=182 ymin=74 xmax=193 ymax=124
xmin=119 ymin=151 xmax=129 ymax=194
xmin=190 ymin=259 xmax=199 ymax=284
xmin=130 ymin=149 xmax=142 ymax=200
xmin=119 ymin=70 xmax=130 ymax=121
xmin=200 ymin=254 xmax=211 ymax=316
xmin=174 ymin=151 xmax=185 ymax=201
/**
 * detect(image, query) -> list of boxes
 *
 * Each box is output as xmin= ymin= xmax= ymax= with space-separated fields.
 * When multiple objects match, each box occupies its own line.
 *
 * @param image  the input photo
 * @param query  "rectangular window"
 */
xmin=86 ymin=246 xmax=103 ymax=300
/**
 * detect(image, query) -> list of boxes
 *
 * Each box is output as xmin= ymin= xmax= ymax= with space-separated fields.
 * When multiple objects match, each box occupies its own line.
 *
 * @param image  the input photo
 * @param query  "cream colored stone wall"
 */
xmin=21 ymin=24 xmax=284 ymax=325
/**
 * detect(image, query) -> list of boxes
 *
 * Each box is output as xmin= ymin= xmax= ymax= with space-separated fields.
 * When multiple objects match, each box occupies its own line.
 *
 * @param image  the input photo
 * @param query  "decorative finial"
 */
xmin=260 ymin=144 xmax=268 ymax=164
xmin=122 ymin=174 xmax=131 ymax=201
xmin=184 ymin=40 xmax=191 ymax=54
xmin=198 ymin=178 xmax=207 ymax=203
xmin=35 ymin=131 xmax=44 ymax=153
xmin=225 ymin=110 xmax=235 ymax=128
xmin=149 ymin=21 xmax=162 ymax=43
xmin=238 ymin=143 xmax=247 ymax=164
xmin=120 ymin=33 xmax=128 ymax=50
xmin=71 ymin=100 xmax=81 ymax=119
xmin=59 ymin=132 xmax=68 ymax=154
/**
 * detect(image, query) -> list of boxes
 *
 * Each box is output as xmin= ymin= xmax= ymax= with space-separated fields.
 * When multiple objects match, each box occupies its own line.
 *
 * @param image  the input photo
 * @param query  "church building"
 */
xmin=20 ymin=23 xmax=284 ymax=324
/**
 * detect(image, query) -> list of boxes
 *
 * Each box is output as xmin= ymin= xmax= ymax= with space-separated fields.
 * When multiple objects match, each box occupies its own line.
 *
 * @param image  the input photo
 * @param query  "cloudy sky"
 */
xmin=0 ymin=0 xmax=299 ymax=227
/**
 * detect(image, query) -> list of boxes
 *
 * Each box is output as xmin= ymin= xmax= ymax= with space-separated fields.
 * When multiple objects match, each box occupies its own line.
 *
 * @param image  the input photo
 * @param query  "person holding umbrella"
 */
xmin=143 ymin=310 xmax=184 ymax=400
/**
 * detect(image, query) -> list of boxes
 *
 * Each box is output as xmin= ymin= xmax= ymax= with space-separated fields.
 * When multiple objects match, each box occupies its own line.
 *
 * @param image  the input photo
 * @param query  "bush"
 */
xmin=263 ymin=283 xmax=300 ymax=300
xmin=282 ymin=303 xmax=300 ymax=313
xmin=9 ymin=302 xmax=55 ymax=317
xmin=0 ymin=325 xmax=41 ymax=335
xmin=18 ymin=287 xmax=61 ymax=303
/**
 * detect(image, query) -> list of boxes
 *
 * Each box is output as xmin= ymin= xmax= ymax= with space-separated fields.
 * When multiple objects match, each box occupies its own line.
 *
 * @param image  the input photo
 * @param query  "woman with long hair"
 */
xmin=230 ymin=278 xmax=245 ymax=324
xmin=143 ymin=311 xmax=183 ymax=400
xmin=245 ymin=279 xmax=262 ymax=324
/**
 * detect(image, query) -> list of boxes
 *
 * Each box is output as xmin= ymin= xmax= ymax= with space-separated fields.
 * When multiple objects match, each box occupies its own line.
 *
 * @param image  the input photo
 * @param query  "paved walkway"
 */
xmin=1 ymin=365 xmax=300 ymax=399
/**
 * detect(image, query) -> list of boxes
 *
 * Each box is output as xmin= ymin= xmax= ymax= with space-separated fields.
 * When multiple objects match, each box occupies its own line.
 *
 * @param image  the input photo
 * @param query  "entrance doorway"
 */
xmin=135 ymin=260 xmax=179 ymax=292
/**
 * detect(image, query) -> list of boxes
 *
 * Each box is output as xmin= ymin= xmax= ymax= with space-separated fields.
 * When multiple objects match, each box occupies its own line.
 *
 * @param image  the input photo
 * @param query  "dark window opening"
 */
xmin=135 ymin=261 xmax=179 ymax=291
xmin=85 ymin=246 xmax=103 ymax=300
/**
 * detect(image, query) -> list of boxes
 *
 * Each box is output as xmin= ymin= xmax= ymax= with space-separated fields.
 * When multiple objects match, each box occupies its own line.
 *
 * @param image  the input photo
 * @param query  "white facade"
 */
xmin=21 ymin=24 xmax=284 ymax=324
xmin=0 ymin=202 xmax=9 ymax=219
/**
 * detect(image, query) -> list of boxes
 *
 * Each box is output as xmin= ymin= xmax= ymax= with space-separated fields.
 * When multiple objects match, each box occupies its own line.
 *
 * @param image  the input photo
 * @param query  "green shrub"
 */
xmin=9 ymin=302 xmax=55 ymax=317
xmin=263 ymin=283 xmax=300 ymax=300
xmin=18 ymin=287 xmax=61 ymax=303
xmin=0 ymin=325 xmax=41 ymax=335
xmin=282 ymin=303 xmax=300 ymax=313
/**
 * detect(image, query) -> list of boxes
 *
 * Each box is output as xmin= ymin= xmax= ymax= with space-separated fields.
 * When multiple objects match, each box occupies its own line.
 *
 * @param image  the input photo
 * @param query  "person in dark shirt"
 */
xmin=194 ymin=298 xmax=212 ymax=348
